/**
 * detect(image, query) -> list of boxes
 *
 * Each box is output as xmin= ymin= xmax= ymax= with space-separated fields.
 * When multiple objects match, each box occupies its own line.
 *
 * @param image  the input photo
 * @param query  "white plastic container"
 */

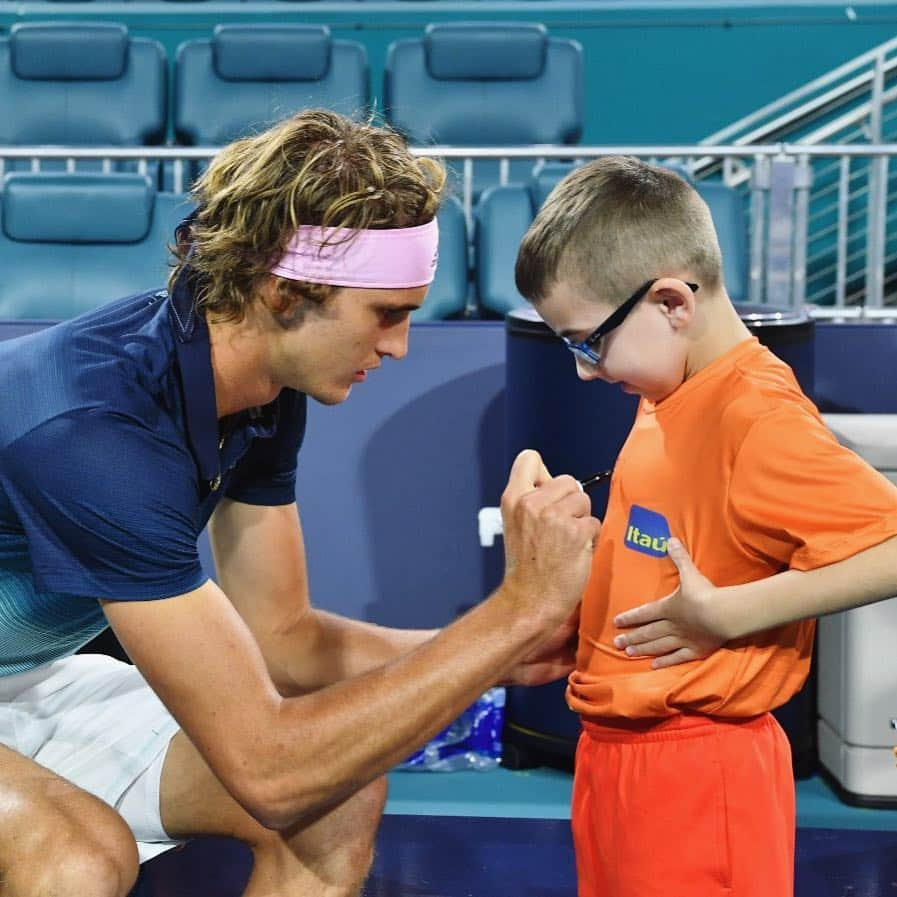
xmin=818 ymin=414 xmax=897 ymax=806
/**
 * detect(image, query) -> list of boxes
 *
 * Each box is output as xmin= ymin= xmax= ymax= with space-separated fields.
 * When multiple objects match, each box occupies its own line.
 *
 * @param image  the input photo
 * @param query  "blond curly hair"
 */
xmin=170 ymin=109 xmax=447 ymax=321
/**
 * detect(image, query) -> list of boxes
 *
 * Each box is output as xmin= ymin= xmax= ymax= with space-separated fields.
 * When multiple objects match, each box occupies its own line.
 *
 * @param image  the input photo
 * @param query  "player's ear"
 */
xmin=261 ymin=276 xmax=334 ymax=329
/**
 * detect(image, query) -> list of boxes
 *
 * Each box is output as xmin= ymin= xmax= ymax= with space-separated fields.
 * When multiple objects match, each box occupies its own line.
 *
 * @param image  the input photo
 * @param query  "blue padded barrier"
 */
xmin=0 ymin=173 xmax=187 ymax=319
xmin=174 ymin=25 xmax=369 ymax=147
xmin=412 ymin=195 xmax=469 ymax=322
xmin=476 ymin=163 xmax=750 ymax=315
xmin=384 ymin=23 xmax=583 ymax=198
xmin=0 ymin=23 xmax=166 ymax=176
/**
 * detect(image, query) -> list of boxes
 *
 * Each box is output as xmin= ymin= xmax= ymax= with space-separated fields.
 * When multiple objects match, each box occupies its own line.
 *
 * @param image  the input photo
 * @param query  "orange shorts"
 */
xmin=572 ymin=712 xmax=794 ymax=897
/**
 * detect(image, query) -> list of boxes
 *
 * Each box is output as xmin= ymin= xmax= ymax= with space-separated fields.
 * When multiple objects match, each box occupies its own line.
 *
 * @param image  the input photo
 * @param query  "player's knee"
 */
xmin=93 ymin=814 xmax=142 ymax=895
xmin=48 ymin=843 xmax=138 ymax=897
xmin=357 ymin=776 xmax=388 ymax=828
xmin=326 ymin=777 xmax=388 ymax=877
xmin=18 ymin=813 xmax=139 ymax=897
xmin=8 ymin=830 xmax=139 ymax=897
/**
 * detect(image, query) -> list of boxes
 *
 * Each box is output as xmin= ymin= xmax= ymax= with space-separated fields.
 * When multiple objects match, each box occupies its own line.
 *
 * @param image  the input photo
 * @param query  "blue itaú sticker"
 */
xmin=624 ymin=505 xmax=671 ymax=558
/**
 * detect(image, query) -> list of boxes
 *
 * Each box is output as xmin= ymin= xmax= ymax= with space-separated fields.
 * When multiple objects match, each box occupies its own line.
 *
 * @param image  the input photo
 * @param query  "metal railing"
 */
xmin=1 ymin=142 xmax=895 ymax=313
xmin=691 ymin=33 xmax=897 ymax=312
xmin=699 ymin=33 xmax=897 ymax=153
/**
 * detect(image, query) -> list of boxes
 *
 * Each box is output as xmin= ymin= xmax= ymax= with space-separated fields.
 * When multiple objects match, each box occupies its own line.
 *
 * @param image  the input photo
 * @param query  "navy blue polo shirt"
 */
xmin=0 ymin=273 xmax=307 ymax=677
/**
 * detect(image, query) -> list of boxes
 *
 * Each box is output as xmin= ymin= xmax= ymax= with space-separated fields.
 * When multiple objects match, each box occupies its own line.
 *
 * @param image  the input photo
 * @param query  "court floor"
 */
xmin=130 ymin=768 xmax=897 ymax=897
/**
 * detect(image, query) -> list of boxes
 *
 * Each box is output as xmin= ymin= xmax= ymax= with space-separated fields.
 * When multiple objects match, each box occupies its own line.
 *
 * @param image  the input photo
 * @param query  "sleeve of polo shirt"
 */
xmin=728 ymin=404 xmax=897 ymax=572
xmin=0 ymin=410 xmax=206 ymax=601
xmin=225 ymin=389 xmax=307 ymax=506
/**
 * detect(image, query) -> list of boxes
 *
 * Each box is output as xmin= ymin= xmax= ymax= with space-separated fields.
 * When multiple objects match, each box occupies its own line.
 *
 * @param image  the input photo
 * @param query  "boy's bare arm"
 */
xmin=613 ymin=534 xmax=897 ymax=669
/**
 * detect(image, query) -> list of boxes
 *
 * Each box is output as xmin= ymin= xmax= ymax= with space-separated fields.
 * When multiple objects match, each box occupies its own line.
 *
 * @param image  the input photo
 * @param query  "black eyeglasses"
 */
xmin=562 ymin=279 xmax=699 ymax=367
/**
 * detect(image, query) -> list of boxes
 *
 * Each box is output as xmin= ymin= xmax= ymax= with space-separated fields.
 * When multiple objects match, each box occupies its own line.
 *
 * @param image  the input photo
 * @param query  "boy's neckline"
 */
xmin=641 ymin=336 xmax=760 ymax=415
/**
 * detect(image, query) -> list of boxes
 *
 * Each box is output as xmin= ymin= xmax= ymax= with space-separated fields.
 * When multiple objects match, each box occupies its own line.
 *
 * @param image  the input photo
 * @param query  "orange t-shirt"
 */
xmin=568 ymin=337 xmax=897 ymax=721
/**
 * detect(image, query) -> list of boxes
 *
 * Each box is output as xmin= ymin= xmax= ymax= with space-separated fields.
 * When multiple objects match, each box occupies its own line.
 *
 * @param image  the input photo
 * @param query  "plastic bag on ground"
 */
xmin=396 ymin=687 xmax=505 ymax=772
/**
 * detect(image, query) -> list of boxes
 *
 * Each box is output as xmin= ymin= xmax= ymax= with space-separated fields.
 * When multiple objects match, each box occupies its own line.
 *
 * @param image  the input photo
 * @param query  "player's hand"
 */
xmin=499 ymin=450 xmax=600 ymax=631
xmin=612 ymin=538 xmax=727 ymax=668
xmin=503 ymin=606 xmax=580 ymax=686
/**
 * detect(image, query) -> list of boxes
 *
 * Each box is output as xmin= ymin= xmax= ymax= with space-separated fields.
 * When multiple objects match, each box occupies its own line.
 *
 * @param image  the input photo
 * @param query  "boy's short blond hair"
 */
xmin=515 ymin=156 xmax=724 ymax=307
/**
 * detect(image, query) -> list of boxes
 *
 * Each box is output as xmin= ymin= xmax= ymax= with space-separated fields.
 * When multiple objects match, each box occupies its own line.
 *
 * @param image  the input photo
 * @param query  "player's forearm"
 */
xmin=276 ymin=608 xmax=438 ymax=694
xmin=718 ymin=534 xmax=897 ymax=639
xmin=245 ymin=586 xmax=546 ymax=829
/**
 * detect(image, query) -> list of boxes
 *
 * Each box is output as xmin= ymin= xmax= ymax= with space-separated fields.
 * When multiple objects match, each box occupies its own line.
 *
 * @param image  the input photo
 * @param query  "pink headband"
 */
xmin=269 ymin=219 xmax=439 ymax=289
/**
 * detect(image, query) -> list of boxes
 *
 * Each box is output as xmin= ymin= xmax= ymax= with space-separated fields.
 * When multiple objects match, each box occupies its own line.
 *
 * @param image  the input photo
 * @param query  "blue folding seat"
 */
xmin=475 ymin=181 xmax=534 ymax=316
xmin=384 ymin=23 xmax=584 ymax=199
xmin=0 ymin=173 xmax=186 ymax=319
xmin=0 ymin=23 xmax=166 ymax=174
xmin=412 ymin=195 xmax=469 ymax=321
xmin=476 ymin=163 xmax=749 ymax=316
xmin=174 ymin=25 xmax=369 ymax=149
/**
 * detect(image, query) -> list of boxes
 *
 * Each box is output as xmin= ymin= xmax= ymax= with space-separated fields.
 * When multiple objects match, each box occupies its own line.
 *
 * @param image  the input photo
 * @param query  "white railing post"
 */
xmin=749 ymin=155 xmax=771 ymax=304
xmin=462 ymin=157 xmax=474 ymax=236
xmin=835 ymin=155 xmax=851 ymax=308
xmin=864 ymin=152 xmax=889 ymax=309
xmin=174 ymin=158 xmax=185 ymax=195
xmin=765 ymin=156 xmax=798 ymax=307
xmin=791 ymin=154 xmax=813 ymax=311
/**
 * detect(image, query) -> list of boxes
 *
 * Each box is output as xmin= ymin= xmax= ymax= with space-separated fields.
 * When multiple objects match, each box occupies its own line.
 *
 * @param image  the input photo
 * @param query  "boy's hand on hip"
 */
xmin=612 ymin=538 xmax=728 ymax=668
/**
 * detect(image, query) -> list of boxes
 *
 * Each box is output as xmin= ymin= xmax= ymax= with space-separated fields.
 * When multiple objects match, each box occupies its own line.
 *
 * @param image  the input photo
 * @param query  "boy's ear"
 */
xmin=652 ymin=278 xmax=696 ymax=329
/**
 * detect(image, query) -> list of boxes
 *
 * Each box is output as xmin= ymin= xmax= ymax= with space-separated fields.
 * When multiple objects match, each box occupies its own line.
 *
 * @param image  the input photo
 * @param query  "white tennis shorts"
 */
xmin=0 ymin=653 xmax=182 ymax=863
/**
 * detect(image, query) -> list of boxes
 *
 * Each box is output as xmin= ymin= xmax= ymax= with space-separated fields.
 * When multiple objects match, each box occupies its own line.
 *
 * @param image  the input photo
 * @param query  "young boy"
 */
xmin=514 ymin=156 xmax=897 ymax=897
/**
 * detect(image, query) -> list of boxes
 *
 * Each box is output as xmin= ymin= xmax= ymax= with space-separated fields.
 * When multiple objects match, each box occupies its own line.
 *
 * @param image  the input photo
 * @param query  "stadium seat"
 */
xmin=384 ymin=23 xmax=584 ymax=198
xmin=0 ymin=173 xmax=186 ymax=319
xmin=0 ymin=23 xmax=166 ymax=175
xmin=475 ymin=181 xmax=534 ymax=316
xmin=476 ymin=163 xmax=749 ymax=315
xmin=412 ymin=195 xmax=469 ymax=321
xmin=174 ymin=24 xmax=369 ymax=160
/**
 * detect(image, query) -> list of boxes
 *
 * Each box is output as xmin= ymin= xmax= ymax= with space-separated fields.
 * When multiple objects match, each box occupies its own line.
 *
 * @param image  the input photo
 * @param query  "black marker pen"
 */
xmin=579 ymin=470 xmax=613 ymax=491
